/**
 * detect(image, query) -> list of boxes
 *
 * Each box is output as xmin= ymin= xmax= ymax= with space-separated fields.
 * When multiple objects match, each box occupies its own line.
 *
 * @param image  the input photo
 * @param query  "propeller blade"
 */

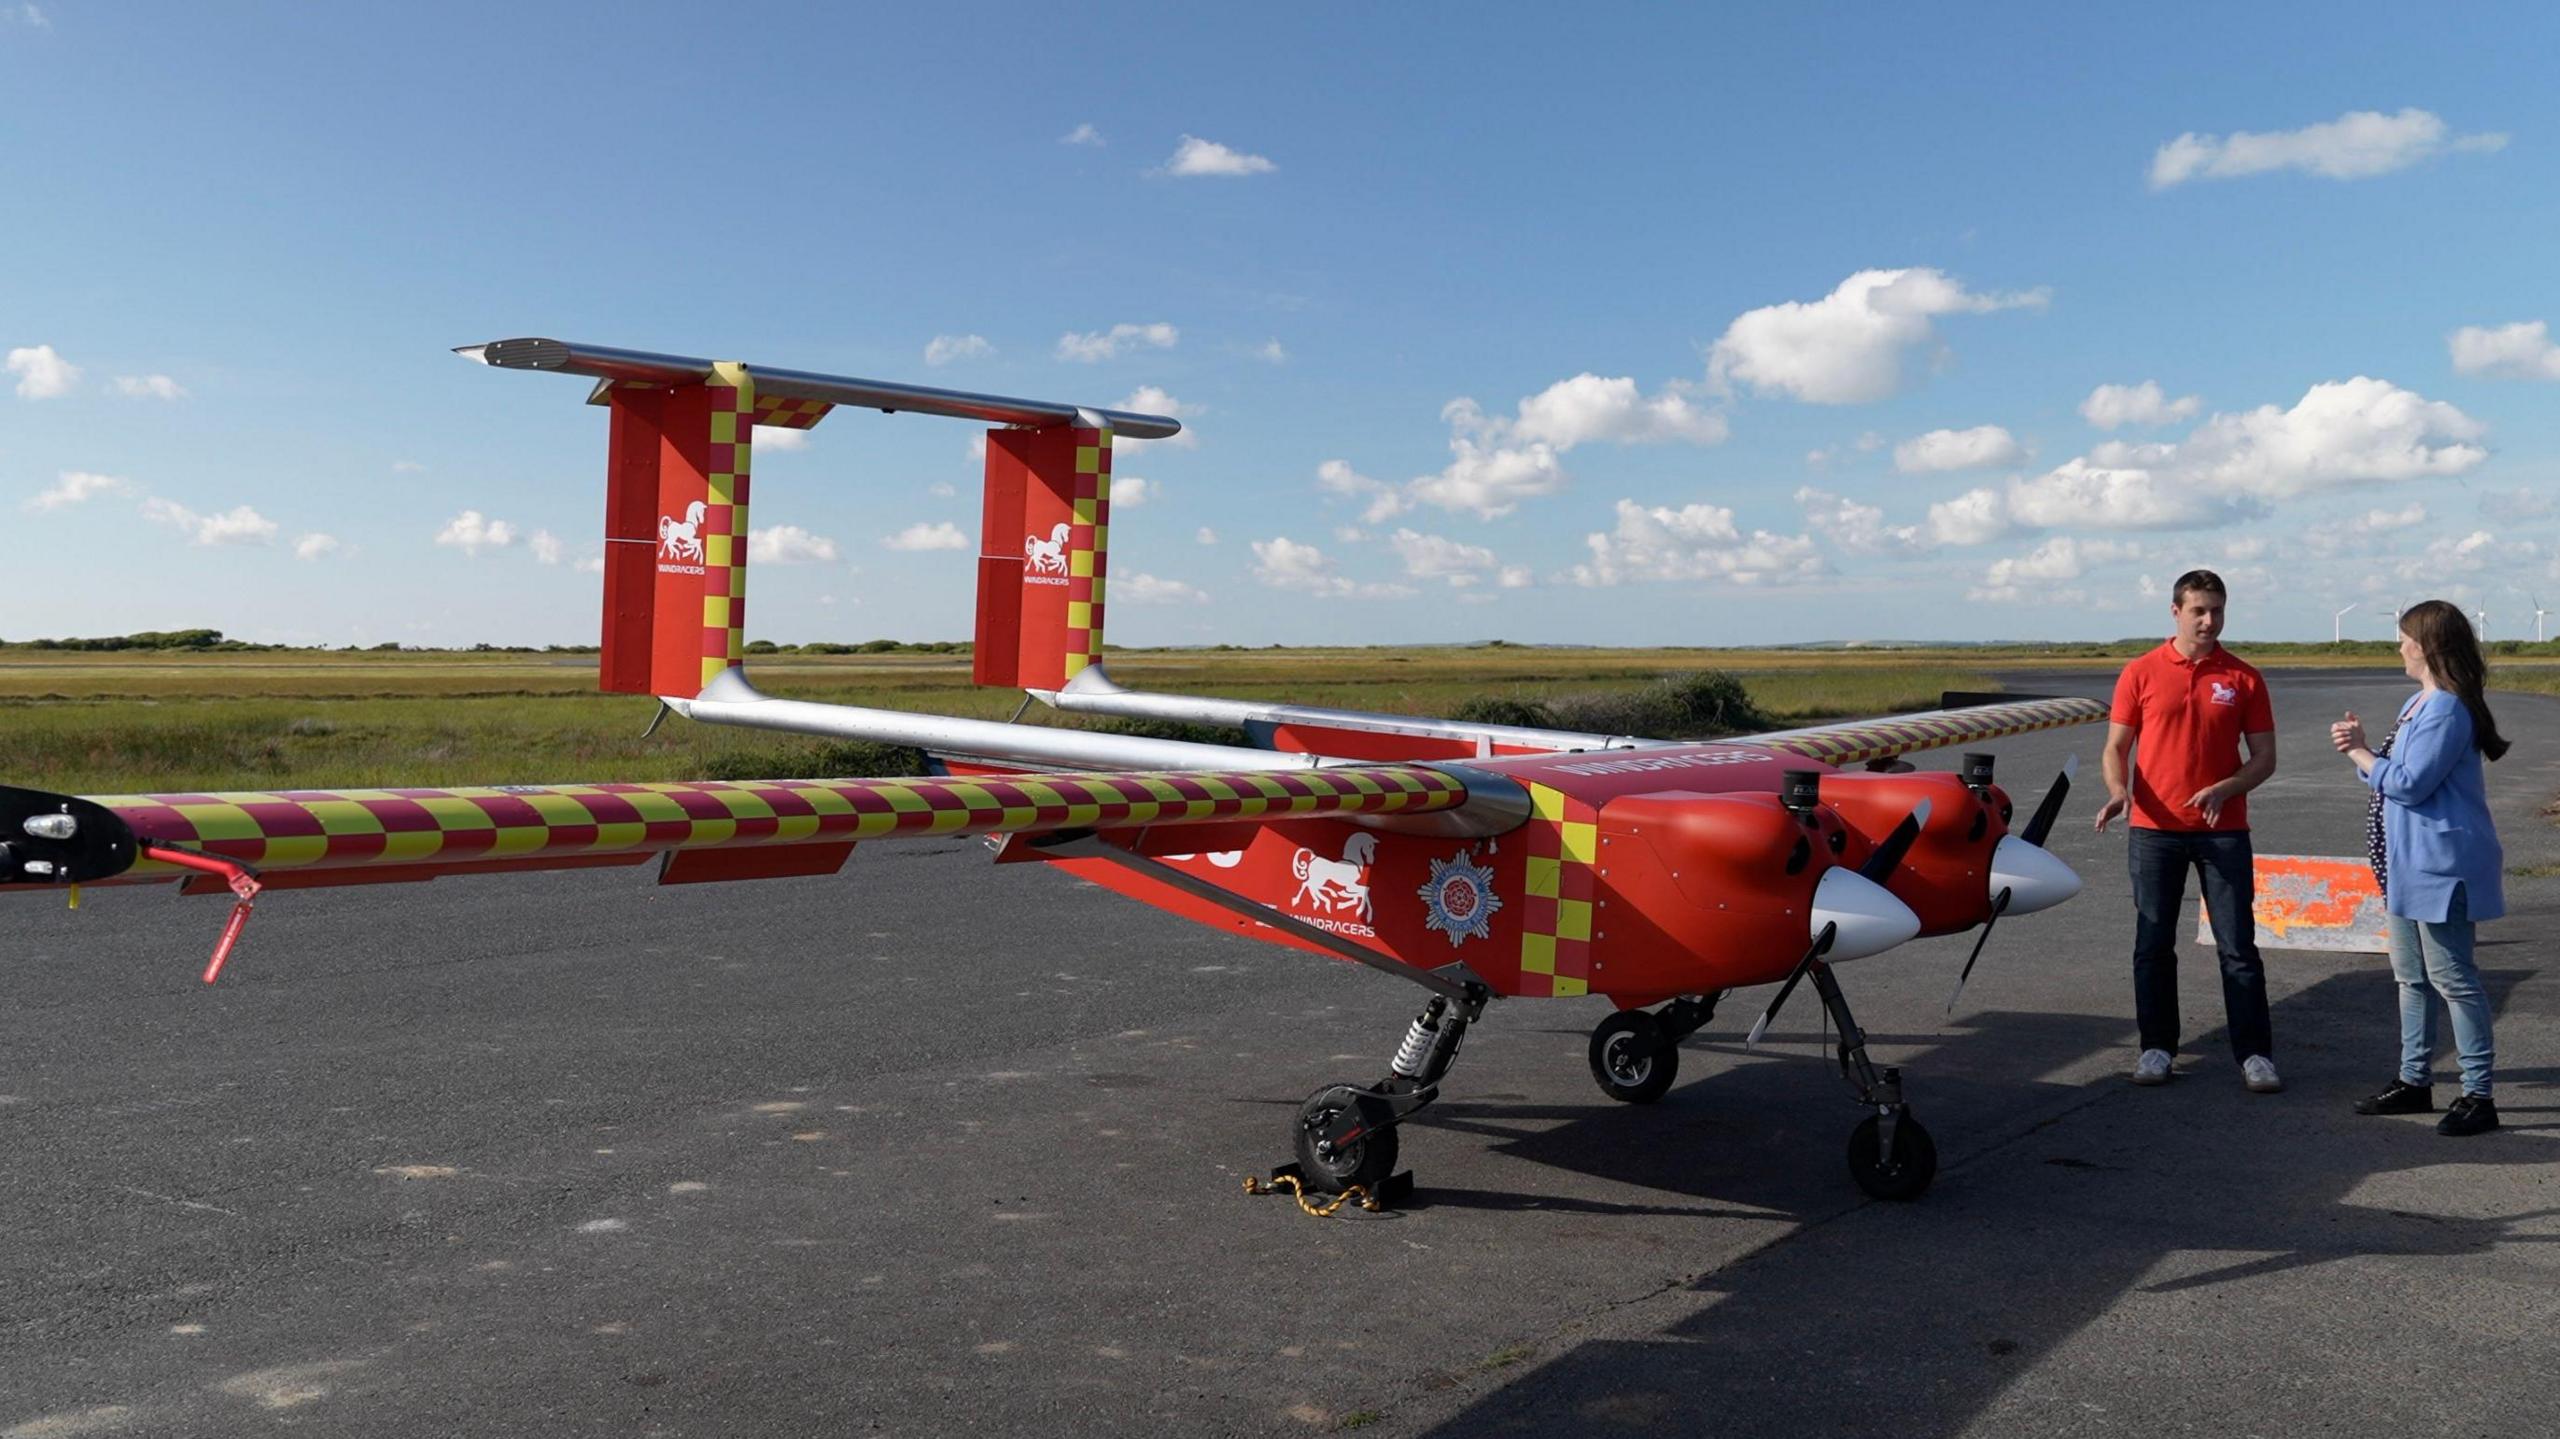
xmin=1945 ymin=885 xmax=2014 ymax=1014
xmin=2018 ymin=753 xmax=2079 ymax=848
xmin=1858 ymin=799 xmax=1933 ymax=884
xmin=1746 ymin=921 xmax=1838 ymax=1048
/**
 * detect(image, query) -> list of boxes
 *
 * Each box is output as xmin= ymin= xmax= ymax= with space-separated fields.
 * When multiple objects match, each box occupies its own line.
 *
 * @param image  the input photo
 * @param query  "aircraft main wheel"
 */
xmin=1847 ymin=1112 xmax=1937 ymax=1201
xmin=1588 ymin=1010 xmax=1679 ymax=1104
xmin=1292 ymin=1087 xmax=1399 ymax=1194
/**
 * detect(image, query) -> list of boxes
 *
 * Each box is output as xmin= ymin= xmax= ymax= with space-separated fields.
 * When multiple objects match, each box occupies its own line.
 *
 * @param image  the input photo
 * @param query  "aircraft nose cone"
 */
xmin=1991 ymin=835 xmax=2082 ymax=915
xmin=1812 ymin=866 xmax=1923 ymax=962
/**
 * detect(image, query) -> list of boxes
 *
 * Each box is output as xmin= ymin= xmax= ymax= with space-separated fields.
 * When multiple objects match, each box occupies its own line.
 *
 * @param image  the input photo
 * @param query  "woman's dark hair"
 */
xmin=2401 ymin=600 xmax=2509 ymax=761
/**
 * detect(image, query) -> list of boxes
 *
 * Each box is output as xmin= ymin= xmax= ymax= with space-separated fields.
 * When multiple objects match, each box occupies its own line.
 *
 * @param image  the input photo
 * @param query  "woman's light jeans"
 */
xmin=2386 ymin=885 xmax=2495 ymax=1096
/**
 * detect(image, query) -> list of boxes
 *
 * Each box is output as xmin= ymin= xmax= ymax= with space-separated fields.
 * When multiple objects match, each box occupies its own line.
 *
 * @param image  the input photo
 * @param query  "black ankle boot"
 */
xmin=2353 ymin=1080 xmax=2433 ymax=1115
xmin=2438 ymin=1094 xmax=2499 ymax=1136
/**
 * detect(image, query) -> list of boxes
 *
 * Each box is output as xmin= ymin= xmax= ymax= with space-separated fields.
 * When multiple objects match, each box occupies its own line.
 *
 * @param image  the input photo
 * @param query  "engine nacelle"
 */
xmin=1590 ymin=789 xmax=1911 ymax=1002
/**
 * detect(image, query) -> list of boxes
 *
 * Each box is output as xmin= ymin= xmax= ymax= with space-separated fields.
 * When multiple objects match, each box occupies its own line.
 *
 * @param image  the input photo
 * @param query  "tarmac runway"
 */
xmin=4 ymin=667 xmax=2556 ymax=1437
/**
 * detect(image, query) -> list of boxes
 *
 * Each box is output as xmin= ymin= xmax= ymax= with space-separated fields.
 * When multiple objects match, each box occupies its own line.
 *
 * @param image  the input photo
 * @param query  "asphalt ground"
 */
xmin=3 ymin=667 xmax=2556 ymax=1438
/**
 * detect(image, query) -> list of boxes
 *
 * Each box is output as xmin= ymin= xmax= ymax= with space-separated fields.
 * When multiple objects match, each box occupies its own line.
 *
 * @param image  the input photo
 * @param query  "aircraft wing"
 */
xmin=1 ymin=764 xmax=1482 ymax=897
xmin=1732 ymin=695 xmax=2110 ymax=767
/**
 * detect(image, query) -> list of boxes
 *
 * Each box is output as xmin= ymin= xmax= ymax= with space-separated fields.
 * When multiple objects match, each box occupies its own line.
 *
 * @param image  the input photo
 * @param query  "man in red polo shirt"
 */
xmin=2094 ymin=569 xmax=2281 ymax=1092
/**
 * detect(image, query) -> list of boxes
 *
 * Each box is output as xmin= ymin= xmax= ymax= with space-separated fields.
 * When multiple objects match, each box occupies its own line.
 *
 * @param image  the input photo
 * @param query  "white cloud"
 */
xmin=883 ymin=521 xmax=967 ymax=552
xmin=1194 ymin=526 xmax=1218 ymax=545
xmin=1256 ymin=339 xmax=1288 ymax=364
xmin=1249 ymin=537 xmax=1414 ymax=598
xmin=752 ymin=425 xmax=810 ymax=452
xmin=1927 ymin=486 xmax=2013 ymax=547
xmin=925 ymin=333 xmax=993 ymax=366
xmin=1116 ymin=572 xmax=1207 ymax=605
xmin=1333 ymin=525 xmax=1366 ymax=543
xmin=2150 ymin=108 xmax=2507 ymax=190
xmin=25 ymin=470 xmax=125 ymax=511
xmin=1969 ymin=536 xmax=2139 ymax=601
xmin=1317 ymin=459 xmax=1408 ymax=524
xmin=112 ymin=374 xmax=188 ymax=400
xmin=529 ymin=529 xmax=564 ymax=565
xmin=1060 ymin=123 xmax=1103 ymax=147
xmin=1160 ymin=135 xmax=1274 ymax=178
xmin=1108 ymin=475 xmax=1153 ymax=508
xmin=2081 ymin=380 xmax=2202 ymax=429
xmin=751 ymin=525 xmax=841 ymax=564
xmin=1707 ymin=268 xmax=2047 ymax=405
xmin=576 ymin=555 xmax=605 ymax=575
xmin=1568 ymin=500 xmax=1827 ymax=588
xmin=1894 ymin=425 xmax=2023 ymax=473
xmin=433 ymin=509 xmax=516 ymax=554
xmin=2397 ymin=528 xmax=2541 ymax=584
xmin=144 ymin=497 xmax=278 ymax=547
xmin=2448 ymin=321 xmax=2560 ymax=381
xmin=1498 ymin=566 xmax=1533 ymax=589
xmin=295 ymin=533 xmax=342 ymax=561
xmin=1389 ymin=528 xmax=1502 ymax=587
xmin=1796 ymin=486 xmax=1921 ymax=554
xmin=2479 ymin=487 xmax=2552 ymax=524
xmin=1111 ymin=385 xmax=1198 ymax=453
xmin=392 ymin=460 xmax=428 ymax=474
xmin=1507 ymin=373 xmax=1728 ymax=448
xmin=2007 ymin=377 xmax=2487 ymax=530
xmin=1056 ymin=322 xmax=1178 ymax=363
xmin=7 ymin=344 xmax=78 ymax=399
xmin=1408 ymin=431 xmax=1566 ymax=520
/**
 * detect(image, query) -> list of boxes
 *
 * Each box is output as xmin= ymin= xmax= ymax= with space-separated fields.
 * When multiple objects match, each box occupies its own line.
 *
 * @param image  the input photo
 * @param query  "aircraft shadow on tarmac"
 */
xmin=1406 ymin=965 xmax=2555 ymax=1438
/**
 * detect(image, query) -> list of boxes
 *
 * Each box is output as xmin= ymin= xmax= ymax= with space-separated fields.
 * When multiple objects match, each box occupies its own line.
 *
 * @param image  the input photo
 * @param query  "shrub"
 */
xmin=695 ymin=740 xmax=925 ymax=781
xmin=1445 ymin=696 xmax=1557 ymax=729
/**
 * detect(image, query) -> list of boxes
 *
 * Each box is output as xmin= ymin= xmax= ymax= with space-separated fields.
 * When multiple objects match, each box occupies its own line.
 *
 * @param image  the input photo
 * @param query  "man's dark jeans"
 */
xmin=2129 ymin=827 xmax=2273 ymax=1062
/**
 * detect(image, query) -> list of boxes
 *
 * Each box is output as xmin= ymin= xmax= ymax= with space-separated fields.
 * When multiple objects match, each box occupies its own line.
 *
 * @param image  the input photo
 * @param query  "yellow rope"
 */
xmin=1242 ymin=1172 xmax=1381 ymax=1217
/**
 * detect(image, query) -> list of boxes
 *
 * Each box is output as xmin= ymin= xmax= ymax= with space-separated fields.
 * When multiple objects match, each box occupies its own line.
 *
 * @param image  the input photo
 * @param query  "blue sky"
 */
xmin=6 ymin=4 xmax=2559 ymax=648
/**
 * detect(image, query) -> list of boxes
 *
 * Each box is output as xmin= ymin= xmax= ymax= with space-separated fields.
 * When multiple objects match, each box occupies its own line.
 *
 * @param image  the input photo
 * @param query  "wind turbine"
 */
xmin=2474 ymin=606 xmax=2489 ymax=642
xmin=2534 ymin=594 xmax=2550 ymax=644
xmin=2333 ymin=601 xmax=2358 ymax=644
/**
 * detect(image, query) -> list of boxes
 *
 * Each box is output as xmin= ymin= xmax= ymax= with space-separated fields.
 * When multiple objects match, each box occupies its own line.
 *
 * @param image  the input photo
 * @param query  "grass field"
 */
xmin=8 ymin=644 xmax=2558 ymax=796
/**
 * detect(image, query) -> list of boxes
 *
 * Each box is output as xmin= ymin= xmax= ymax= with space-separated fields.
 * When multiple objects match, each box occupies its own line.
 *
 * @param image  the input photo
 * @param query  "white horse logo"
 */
xmin=1025 ymin=522 xmax=1071 ymax=575
xmin=660 ymin=500 xmax=708 ymax=562
xmin=1291 ymin=833 xmax=1378 ymax=920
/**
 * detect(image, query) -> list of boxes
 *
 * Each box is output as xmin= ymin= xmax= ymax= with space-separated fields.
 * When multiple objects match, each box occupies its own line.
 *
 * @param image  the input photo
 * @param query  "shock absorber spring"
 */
xmin=1390 ymin=998 xmax=1449 ymax=1080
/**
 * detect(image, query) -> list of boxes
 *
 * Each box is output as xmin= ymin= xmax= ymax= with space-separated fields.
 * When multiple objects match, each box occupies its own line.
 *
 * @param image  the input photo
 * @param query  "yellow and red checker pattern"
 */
xmin=1514 ymin=783 xmax=1598 ymax=999
xmin=1749 ymin=697 xmax=2107 ymax=768
xmin=1064 ymin=425 xmax=1109 ymax=682
xmin=698 ymin=363 xmax=753 ymax=693
xmin=90 ymin=767 xmax=1468 ymax=882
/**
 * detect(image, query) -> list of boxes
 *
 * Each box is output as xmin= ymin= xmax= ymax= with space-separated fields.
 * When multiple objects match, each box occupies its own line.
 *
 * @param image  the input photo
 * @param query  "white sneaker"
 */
xmin=2131 ymin=1049 xmax=2173 ymax=1085
xmin=2242 ymin=1055 xmax=2283 ymax=1094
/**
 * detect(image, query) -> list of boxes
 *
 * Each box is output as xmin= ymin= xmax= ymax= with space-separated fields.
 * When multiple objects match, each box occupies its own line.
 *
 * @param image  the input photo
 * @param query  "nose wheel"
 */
xmin=1847 ymin=1110 xmax=1937 ymax=1200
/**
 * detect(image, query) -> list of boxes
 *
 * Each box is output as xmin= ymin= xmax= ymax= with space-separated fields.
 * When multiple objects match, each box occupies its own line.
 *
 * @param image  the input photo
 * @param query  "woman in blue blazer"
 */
xmin=2331 ymin=600 xmax=2511 ymax=1136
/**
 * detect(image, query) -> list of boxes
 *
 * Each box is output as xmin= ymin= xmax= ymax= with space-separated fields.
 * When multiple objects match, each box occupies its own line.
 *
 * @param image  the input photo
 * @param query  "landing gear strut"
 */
xmin=1586 ymin=993 xmax=1720 ymax=1104
xmin=1806 ymin=958 xmax=1937 ymax=1200
xmin=1292 ymin=984 xmax=1491 ymax=1198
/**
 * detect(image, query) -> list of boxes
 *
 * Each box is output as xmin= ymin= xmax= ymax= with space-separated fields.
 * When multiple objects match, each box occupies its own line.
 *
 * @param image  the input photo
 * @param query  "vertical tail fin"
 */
xmin=597 ymin=364 xmax=755 ymax=697
xmin=972 ymin=419 xmax=1111 ymax=692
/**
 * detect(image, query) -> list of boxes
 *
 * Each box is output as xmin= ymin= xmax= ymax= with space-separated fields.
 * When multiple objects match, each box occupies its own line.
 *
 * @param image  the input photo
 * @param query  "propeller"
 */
xmin=2018 ymin=753 xmax=2077 ymax=849
xmin=1746 ymin=798 xmax=1931 ymax=1048
xmin=1745 ymin=922 xmax=1837 ymax=1048
xmin=1859 ymin=798 xmax=1931 ymax=884
xmin=1947 ymin=754 xmax=2083 ymax=1014
xmin=1944 ymin=886 xmax=2013 ymax=1014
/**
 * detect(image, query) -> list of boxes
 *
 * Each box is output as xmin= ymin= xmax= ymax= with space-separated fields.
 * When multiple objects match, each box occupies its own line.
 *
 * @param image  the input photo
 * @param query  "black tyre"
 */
xmin=1292 ymin=1087 xmax=1399 ymax=1193
xmin=1847 ymin=1112 xmax=1937 ymax=1200
xmin=1588 ymin=1009 xmax=1679 ymax=1104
